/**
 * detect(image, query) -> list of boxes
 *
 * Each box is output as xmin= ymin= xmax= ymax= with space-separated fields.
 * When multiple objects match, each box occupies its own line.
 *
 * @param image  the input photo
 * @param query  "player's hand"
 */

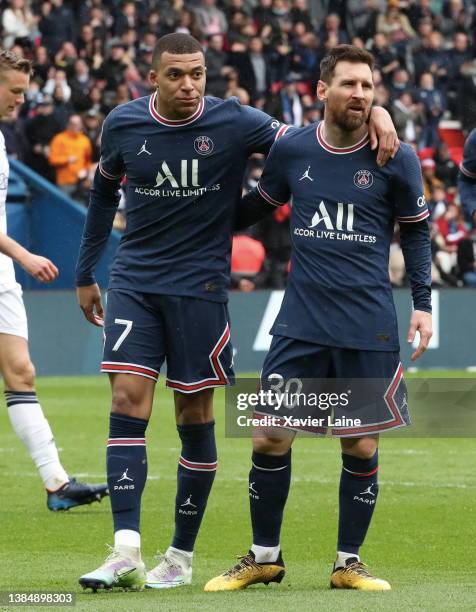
xmin=76 ymin=283 xmax=104 ymax=327
xmin=18 ymin=252 xmax=58 ymax=282
xmin=407 ymin=310 xmax=432 ymax=361
xmin=368 ymin=106 xmax=400 ymax=167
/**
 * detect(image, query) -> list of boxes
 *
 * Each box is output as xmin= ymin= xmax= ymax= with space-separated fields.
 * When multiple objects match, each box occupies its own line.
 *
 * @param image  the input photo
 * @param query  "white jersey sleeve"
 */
xmin=0 ymin=130 xmax=18 ymax=292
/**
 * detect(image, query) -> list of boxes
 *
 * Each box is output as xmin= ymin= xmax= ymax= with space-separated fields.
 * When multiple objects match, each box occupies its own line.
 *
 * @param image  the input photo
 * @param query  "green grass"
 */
xmin=0 ymin=374 xmax=475 ymax=611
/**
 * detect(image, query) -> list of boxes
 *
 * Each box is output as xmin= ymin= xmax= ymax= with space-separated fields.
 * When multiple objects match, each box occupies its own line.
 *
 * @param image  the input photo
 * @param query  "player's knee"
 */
xmin=342 ymin=437 xmax=378 ymax=460
xmin=175 ymin=389 xmax=214 ymax=424
xmin=3 ymin=356 xmax=36 ymax=390
xmin=111 ymin=387 xmax=141 ymax=416
xmin=252 ymin=434 xmax=291 ymax=455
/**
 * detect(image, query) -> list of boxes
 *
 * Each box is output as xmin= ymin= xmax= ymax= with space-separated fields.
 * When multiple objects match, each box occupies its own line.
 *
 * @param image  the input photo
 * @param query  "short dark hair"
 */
xmin=152 ymin=33 xmax=204 ymax=67
xmin=0 ymin=48 xmax=32 ymax=80
xmin=320 ymin=45 xmax=374 ymax=84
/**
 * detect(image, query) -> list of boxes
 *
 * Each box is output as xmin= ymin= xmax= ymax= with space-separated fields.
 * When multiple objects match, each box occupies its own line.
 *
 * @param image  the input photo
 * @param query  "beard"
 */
xmin=326 ymin=104 xmax=371 ymax=132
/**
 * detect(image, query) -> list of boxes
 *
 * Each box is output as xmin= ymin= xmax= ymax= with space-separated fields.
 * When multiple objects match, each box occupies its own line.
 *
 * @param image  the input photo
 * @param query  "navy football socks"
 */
xmin=249 ymin=450 xmax=292 ymax=547
xmin=172 ymin=421 xmax=217 ymax=552
xmin=338 ymin=451 xmax=379 ymax=555
xmin=107 ymin=413 xmax=148 ymax=533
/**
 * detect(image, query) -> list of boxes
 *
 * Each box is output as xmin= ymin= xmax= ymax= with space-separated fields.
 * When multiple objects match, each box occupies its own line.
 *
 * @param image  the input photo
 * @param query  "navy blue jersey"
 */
xmin=76 ymin=94 xmax=289 ymax=301
xmin=459 ymin=128 xmax=476 ymax=183
xmin=459 ymin=128 xmax=476 ymax=221
xmin=256 ymin=122 xmax=430 ymax=351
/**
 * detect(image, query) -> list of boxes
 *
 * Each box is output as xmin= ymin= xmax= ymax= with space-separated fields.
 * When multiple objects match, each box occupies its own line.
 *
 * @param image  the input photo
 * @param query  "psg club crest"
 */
xmin=194 ymin=136 xmax=214 ymax=156
xmin=353 ymin=169 xmax=373 ymax=189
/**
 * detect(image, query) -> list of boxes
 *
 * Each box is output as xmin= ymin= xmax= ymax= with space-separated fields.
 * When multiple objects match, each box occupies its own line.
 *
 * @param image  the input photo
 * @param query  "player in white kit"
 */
xmin=0 ymin=49 xmax=108 ymax=510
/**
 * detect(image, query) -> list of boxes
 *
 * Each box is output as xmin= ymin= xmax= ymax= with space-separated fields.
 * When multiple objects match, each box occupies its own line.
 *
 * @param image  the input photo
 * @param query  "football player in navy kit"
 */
xmin=459 ymin=128 xmax=476 ymax=226
xmin=205 ymin=45 xmax=432 ymax=593
xmin=76 ymin=34 xmax=400 ymax=591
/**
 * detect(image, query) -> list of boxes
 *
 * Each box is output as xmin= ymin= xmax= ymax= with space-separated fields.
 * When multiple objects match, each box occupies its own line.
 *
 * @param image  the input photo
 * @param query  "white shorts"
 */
xmin=0 ymin=283 xmax=28 ymax=340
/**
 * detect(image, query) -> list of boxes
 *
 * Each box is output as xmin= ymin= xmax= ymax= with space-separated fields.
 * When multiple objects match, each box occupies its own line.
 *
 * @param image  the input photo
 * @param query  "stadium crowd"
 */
xmin=0 ymin=0 xmax=475 ymax=288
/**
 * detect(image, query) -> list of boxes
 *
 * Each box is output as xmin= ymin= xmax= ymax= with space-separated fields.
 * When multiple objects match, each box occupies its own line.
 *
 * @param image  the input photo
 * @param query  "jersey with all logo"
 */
xmin=76 ymin=94 xmax=289 ymax=302
xmin=256 ymin=122 xmax=430 ymax=352
xmin=0 ymin=130 xmax=17 ymax=292
xmin=458 ymin=128 xmax=476 ymax=220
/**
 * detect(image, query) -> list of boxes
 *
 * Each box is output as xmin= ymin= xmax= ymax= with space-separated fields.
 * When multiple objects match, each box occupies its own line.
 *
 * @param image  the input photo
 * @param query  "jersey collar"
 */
xmin=316 ymin=121 xmax=369 ymax=154
xmin=149 ymin=92 xmax=205 ymax=126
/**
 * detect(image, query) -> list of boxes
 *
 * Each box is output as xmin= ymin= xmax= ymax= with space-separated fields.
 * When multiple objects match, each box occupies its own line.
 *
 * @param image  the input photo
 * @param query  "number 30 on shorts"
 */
xmin=112 ymin=319 xmax=133 ymax=351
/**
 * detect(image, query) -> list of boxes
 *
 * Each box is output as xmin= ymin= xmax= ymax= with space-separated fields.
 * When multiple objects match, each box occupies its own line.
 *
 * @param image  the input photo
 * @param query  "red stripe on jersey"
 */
xmin=99 ymin=161 xmax=123 ymax=181
xmin=275 ymin=124 xmax=290 ymax=140
xmin=397 ymin=210 xmax=430 ymax=223
xmin=257 ymin=182 xmax=286 ymax=207
xmin=149 ymin=92 xmax=204 ymax=126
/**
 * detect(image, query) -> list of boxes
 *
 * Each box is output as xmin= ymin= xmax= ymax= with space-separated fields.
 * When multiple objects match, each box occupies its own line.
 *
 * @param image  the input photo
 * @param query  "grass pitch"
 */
xmin=0 ymin=374 xmax=475 ymax=611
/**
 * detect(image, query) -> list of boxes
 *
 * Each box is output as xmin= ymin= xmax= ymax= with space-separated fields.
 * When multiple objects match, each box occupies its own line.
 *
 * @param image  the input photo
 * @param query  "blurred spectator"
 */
xmin=101 ymin=42 xmax=131 ymax=93
xmin=194 ymin=0 xmax=228 ymax=37
xmin=291 ymin=0 xmax=313 ymax=29
xmin=38 ymin=0 xmax=75 ymax=55
xmin=230 ymin=36 xmax=272 ymax=101
xmin=69 ymin=59 xmax=94 ymax=112
xmin=434 ymin=142 xmax=459 ymax=189
xmin=422 ymin=158 xmax=445 ymax=201
xmin=291 ymin=30 xmax=319 ymax=83
xmin=54 ymin=42 xmax=78 ymax=78
xmin=2 ymin=0 xmax=36 ymax=49
xmin=205 ymin=34 xmax=232 ymax=98
xmin=253 ymin=0 xmax=277 ymax=31
xmin=391 ymin=91 xmax=424 ymax=143
xmin=346 ymin=0 xmax=382 ymax=42
xmin=82 ymin=109 xmax=104 ymax=163
xmin=441 ymin=0 xmax=472 ymax=38
xmin=51 ymin=83 xmax=75 ymax=128
xmin=224 ymin=68 xmax=250 ymax=104
xmin=320 ymin=13 xmax=348 ymax=46
xmin=371 ymin=32 xmax=400 ymax=83
xmin=414 ymin=30 xmax=451 ymax=87
xmin=415 ymin=72 xmax=446 ymax=148
xmin=280 ymin=78 xmax=303 ymax=126
xmin=437 ymin=201 xmax=467 ymax=246
xmin=376 ymin=0 xmax=416 ymax=53
xmin=113 ymin=1 xmax=140 ymax=37
xmin=43 ymin=68 xmax=71 ymax=103
xmin=389 ymin=67 xmax=411 ymax=99
xmin=406 ymin=0 xmax=438 ymax=31
xmin=48 ymin=114 xmax=93 ymax=196
xmin=32 ymin=45 xmax=51 ymax=84
xmin=429 ymin=186 xmax=449 ymax=221
xmin=24 ymin=95 xmax=62 ymax=181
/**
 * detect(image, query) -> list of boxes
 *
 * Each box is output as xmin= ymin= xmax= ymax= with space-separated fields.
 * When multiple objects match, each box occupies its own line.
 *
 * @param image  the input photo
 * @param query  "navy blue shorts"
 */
xmin=259 ymin=335 xmax=409 ymax=436
xmin=101 ymin=290 xmax=234 ymax=393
